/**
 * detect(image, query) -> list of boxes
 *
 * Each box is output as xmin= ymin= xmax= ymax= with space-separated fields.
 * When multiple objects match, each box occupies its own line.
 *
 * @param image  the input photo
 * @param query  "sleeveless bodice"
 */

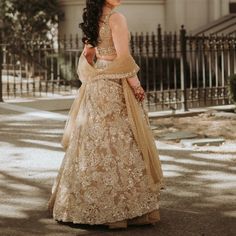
xmin=96 ymin=13 xmax=117 ymax=57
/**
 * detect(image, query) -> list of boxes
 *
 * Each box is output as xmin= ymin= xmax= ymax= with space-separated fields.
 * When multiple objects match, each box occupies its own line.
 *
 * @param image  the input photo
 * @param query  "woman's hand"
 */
xmin=83 ymin=45 xmax=96 ymax=65
xmin=131 ymin=84 xmax=145 ymax=102
xmin=127 ymin=76 xmax=145 ymax=102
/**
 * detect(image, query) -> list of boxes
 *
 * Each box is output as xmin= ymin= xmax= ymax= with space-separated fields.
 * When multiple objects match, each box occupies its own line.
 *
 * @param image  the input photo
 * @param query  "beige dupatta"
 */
xmin=61 ymin=53 xmax=164 ymax=192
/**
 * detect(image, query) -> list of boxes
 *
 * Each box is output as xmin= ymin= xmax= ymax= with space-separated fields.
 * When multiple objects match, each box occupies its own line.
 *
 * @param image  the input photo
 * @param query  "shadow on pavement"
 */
xmin=0 ymin=111 xmax=235 ymax=235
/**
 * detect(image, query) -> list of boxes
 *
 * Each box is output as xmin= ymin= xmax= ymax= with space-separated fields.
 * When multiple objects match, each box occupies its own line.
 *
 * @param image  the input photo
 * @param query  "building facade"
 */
xmin=59 ymin=0 xmax=236 ymax=36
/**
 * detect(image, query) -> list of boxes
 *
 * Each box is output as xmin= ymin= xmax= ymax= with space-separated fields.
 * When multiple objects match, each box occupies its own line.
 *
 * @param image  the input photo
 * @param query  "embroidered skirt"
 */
xmin=49 ymin=59 xmax=160 ymax=224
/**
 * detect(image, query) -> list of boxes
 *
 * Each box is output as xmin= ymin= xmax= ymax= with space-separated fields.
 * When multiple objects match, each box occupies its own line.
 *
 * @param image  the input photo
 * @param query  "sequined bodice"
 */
xmin=96 ymin=13 xmax=117 ymax=57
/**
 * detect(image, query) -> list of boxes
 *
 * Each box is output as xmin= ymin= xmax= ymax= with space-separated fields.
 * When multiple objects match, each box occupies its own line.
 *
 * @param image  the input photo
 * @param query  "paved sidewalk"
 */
xmin=0 ymin=102 xmax=236 ymax=236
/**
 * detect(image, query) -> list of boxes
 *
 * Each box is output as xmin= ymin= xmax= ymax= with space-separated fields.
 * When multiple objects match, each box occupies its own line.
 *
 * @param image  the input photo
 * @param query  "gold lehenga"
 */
xmin=47 ymin=12 xmax=164 ymax=226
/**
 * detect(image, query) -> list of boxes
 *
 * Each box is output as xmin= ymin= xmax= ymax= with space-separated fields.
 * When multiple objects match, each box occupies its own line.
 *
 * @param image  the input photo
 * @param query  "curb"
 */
xmin=1 ymin=99 xmax=235 ymax=119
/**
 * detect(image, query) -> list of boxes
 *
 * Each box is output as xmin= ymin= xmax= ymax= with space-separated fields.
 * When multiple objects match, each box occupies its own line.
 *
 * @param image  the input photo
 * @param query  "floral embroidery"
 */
xmin=51 ymin=60 xmax=160 ymax=225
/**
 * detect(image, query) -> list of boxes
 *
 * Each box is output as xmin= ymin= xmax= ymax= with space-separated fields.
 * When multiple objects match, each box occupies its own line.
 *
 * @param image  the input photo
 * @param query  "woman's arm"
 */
xmin=83 ymin=44 xmax=96 ymax=65
xmin=110 ymin=13 xmax=145 ymax=102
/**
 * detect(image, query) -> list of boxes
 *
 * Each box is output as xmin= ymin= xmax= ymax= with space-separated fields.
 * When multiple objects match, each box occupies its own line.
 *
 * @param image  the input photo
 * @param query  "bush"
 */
xmin=228 ymin=74 xmax=236 ymax=112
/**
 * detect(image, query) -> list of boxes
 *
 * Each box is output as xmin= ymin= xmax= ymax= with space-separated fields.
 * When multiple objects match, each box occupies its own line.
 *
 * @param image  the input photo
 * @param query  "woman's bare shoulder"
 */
xmin=109 ymin=12 xmax=128 ymax=28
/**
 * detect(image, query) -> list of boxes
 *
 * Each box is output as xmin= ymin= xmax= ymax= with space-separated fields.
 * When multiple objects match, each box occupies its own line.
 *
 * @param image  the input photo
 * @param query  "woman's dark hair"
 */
xmin=79 ymin=0 xmax=106 ymax=47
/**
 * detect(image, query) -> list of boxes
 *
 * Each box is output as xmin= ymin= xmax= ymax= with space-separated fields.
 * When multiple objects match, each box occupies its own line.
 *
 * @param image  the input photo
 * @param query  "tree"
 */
xmin=3 ymin=0 xmax=64 ymax=43
xmin=0 ymin=0 xmax=64 ymax=77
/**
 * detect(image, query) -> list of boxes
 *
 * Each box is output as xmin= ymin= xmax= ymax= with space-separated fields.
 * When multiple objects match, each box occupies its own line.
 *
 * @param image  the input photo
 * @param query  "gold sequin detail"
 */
xmin=96 ymin=13 xmax=117 ymax=57
xmin=51 ymin=60 xmax=160 ymax=225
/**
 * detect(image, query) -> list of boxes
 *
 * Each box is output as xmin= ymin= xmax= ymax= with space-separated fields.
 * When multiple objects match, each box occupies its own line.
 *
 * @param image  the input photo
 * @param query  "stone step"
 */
xmin=214 ymin=111 xmax=236 ymax=119
xmin=181 ymin=138 xmax=225 ymax=147
xmin=158 ymin=131 xmax=198 ymax=141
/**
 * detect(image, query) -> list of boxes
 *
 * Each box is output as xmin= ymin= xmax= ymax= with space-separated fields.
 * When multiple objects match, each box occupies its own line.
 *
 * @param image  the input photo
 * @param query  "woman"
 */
xmin=48 ymin=0 xmax=164 ymax=229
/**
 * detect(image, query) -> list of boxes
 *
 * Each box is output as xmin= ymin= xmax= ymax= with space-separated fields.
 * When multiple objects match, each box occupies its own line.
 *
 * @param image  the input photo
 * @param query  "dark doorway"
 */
xmin=229 ymin=3 xmax=236 ymax=13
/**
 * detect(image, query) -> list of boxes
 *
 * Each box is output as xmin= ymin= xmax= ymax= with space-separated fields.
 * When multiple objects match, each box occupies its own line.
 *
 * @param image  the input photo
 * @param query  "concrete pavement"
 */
xmin=0 ymin=101 xmax=236 ymax=236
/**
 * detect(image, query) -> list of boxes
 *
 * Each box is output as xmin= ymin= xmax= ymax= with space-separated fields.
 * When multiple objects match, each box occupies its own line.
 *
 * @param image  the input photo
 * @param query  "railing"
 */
xmin=131 ymin=25 xmax=236 ymax=111
xmin=0 ymin=26 xmax=235 ymax=111
xmin=0 ymin=36 xmax=83 ymax=98
xmin=192 ymin=14 xmax=236 ymax=36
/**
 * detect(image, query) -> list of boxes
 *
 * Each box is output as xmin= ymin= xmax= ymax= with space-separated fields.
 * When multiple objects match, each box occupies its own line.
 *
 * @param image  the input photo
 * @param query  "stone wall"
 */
xmin=58 ymin=0 xmax=165 ymax=36
xmin=58 ymin=0 xmax=236 ymax=36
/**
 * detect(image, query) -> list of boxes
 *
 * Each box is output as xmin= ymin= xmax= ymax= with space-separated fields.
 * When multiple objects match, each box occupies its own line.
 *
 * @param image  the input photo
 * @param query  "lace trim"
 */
xmin=81 ymin=69 xmax=139 ymax=84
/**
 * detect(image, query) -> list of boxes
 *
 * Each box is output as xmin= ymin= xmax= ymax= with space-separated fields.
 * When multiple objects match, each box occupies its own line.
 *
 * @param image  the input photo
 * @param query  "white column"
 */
xmin=165 ymin=0 xmax=186 ymax=32
xmin=210 ymin=0 xmax=222 ymax=20
xmin=222 ymin=0 xmax=230 ymax=15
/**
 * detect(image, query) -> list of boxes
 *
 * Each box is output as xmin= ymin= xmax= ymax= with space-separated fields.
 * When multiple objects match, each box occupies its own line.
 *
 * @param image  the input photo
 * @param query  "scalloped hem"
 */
xmin=53 ymin=206 xmax=160 ymax=226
